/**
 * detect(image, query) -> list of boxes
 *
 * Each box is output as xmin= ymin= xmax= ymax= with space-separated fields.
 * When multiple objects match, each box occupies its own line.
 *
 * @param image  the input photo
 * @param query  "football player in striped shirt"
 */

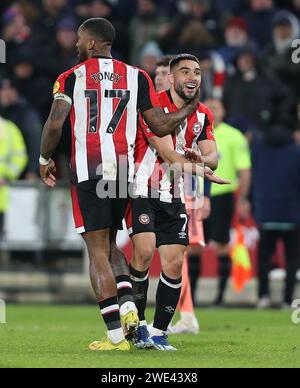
xmin=39 ymin=19 xmax=201 ymax=352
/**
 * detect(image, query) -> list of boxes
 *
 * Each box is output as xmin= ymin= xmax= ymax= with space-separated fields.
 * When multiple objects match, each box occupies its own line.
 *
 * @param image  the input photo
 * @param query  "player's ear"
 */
xmin=168 ymin=73 xmax=174 ymax=86
xmin=88 ymin=39 xmax=96 ymax=51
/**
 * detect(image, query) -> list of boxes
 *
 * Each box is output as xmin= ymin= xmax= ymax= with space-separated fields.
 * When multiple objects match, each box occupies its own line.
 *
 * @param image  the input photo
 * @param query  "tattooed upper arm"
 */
xmin=142 ymin=107 xmax=169 ymax=137
xmin=48 ymin=99 xmax=71 ymax=125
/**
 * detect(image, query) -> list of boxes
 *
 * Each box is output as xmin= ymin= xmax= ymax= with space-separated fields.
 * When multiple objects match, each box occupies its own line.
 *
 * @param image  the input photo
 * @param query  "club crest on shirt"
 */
xmin=139 ymin=214 xmax=150 ymax=225
xmin=193 ymin=122 xmax=203 ymax=135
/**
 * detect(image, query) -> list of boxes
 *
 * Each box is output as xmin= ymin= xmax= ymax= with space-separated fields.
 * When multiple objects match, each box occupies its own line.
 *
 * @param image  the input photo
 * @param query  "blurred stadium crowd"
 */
xmin=0 ymin=0 xmax=300 ymax=306
xmin=0 ymin=0 xmax=300 ymax=176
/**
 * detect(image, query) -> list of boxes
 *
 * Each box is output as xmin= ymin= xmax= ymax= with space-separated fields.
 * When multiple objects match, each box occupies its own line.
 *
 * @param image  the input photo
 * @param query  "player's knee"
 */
xmin=163 ymin=255 xmax=184 ymax=279
xmin=133 ymin=245 xmax=155 ymax=268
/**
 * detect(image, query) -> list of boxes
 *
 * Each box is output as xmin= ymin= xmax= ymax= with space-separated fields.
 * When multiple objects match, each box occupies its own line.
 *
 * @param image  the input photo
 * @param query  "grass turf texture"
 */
xmin=0 ymin=305 xmax=299 ymax=368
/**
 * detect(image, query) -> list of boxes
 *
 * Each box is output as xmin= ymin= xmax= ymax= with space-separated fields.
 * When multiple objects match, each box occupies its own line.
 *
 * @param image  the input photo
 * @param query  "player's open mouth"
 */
xmin=185 ymin=83 xmax=197 ymax=90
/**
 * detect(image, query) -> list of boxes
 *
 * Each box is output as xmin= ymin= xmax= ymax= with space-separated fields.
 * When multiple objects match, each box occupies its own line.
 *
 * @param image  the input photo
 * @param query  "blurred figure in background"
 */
xmin=205 ymin=98 xmax=252 ymax=306
xmin=244 ymin=0 xmax=278 ymax=49
xmin=154 ymin=55 xmax=174 ymax=92
xmin=140 ymin=42 xmax=163 ymax=79
xmin=223 ymin=48 xmax=295 ymax=136
xmin=262 ymin=11 xmax=300 ymax=96
xmin=42 ymin=18 xmax=78 ymax=81
xmin=252 ymin=126 xmax=300 ymax=309
xmin=11 ymin=48 xmax=53 ymax=123
xmin=218 ymin=17 xmax=257 ymax=66
xmin=0 ymin=115 xmax=28 ymax=241
xmin=0 ymin=79 xmax=42 ymax=181
xmin=129 ymin=0 xmax=172 ymax=65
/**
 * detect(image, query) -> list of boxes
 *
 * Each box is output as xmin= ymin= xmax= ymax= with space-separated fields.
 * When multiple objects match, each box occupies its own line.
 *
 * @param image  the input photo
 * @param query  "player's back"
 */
xmin=53 ymin=57 xmax=158 ymax=184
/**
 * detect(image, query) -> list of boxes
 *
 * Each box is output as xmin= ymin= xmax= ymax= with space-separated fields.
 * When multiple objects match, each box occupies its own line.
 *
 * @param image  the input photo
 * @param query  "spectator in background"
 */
xmin=154 ymin=55 xmax=174 ymax=92
xmin=37 ymin=0 xmax=71 ymax=44
xmin=197 ymin=51 xmax=226 ymax=100
xmin=170 ymin=0 xmax=218 ymax=54
xmin=294 ymin=100 xmax=300 ymax=145
xmin=0 ymin=79 xmax=41 ymax=181
xmin=11 ymin=48 xmax=53 ymax=122
xmin=0 ymin=115 xmax=28 ymax=239
xmin=85 ymin=0 xmax=129 ymax=60
xmin=140 ymin=42 xmax=163 ymax=79
xmin=262 ymin=11 xmax=300 ymax=96
xmin=287 ymin=0 xmax=300 ymax=19
xmin=244 ymin=0 xmax=278 ymax=49
xmin=218 ymin=17 xmax=256 ymax=66
xmin=223 ymin=48 xmax=295 ymax=136
xmin=205 ymin=98 xmax=252 ymax=306
xmin=41 ymin=18 xmax=78 ymax=82
xmin=252 ymin=126 xmax=300 ymax=309
xmin=1 ymin=3 xmax=35 ymax=60
xmin=129 ymin=0 xmax=172 ymax=65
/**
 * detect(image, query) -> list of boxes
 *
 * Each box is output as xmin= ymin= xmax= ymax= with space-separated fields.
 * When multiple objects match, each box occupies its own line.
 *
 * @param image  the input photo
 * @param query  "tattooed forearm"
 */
xmin=143 ymin=99 xmax=197 ymax=137
xmin=40 ymin=99 xmax=71 ymax=159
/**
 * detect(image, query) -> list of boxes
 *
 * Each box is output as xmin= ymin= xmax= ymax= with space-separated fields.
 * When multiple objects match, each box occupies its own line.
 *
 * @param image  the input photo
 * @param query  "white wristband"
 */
xmin=39 ymin=155 xmax=50 ymax=166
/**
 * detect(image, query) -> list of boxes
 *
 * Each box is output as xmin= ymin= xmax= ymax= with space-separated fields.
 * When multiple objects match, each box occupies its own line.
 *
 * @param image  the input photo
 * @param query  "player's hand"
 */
xmin=40 ymin=159 xmax=57 ymax=188
xmin=204 ymin=167 xmax=231 ymax=185
xmin=184 ymin=146 xmax=204 ymax=164
xmin=184 ymin=89 xmax=200 ymax=113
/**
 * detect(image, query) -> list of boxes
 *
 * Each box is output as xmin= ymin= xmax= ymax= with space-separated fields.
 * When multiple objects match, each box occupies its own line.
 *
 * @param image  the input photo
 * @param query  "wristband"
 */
xmin=39 ymin=155 xmax=50 ymax=166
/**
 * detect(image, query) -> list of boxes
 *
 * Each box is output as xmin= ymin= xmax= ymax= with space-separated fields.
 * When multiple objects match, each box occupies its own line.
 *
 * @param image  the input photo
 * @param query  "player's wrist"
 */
xmin=39 ymin=155 xmax=51 ymax=166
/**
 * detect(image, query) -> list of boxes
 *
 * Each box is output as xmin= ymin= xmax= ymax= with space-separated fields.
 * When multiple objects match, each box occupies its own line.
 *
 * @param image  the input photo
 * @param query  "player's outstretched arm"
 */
xmin=148 ymin=136 xmax=230 ymax=185
xmin=40 ymin=99 xmax=71 ymax=187
xmin=143 ymin=96 xmax=198 ymax=138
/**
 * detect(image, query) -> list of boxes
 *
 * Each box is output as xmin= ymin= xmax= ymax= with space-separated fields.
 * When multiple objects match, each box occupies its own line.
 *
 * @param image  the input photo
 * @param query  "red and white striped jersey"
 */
xmin=53 ymin=56 xmax=160 ymax=184
xmin=134 ymin=90 xmax=215 ymax=203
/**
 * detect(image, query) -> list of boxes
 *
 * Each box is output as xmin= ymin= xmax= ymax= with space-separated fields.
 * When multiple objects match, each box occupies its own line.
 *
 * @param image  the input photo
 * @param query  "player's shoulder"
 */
xmin=56 ymin=63 xmax=83 ymax=82
xmin=197 ymin=102 xmax=213 ymax=118
xmin=157 ymin=90 xmax=172 ymax=106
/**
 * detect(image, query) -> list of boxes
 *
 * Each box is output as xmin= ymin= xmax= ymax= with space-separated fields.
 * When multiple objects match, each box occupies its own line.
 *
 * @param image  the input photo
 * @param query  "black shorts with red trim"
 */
xmin=125 ymin=197 xmax=189 ymax=248
xmin=71 ymin=181 xmax=128 ymax=234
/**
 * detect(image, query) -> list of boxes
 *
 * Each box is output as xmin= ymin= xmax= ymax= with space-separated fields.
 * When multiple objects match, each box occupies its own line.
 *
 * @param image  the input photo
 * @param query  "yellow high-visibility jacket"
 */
xmin=0 ymin=116 xmax=28 ymax=213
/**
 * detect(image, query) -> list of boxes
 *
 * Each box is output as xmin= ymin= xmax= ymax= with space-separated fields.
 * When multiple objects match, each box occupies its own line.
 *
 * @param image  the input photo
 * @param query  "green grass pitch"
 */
xmin=0 ymin=305 xmax=299 ymax=368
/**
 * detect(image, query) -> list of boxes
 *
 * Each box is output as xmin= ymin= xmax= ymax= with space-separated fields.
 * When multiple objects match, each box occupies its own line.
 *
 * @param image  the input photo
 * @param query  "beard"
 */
xmin=174 ymin=83 xmax=199 ymax=102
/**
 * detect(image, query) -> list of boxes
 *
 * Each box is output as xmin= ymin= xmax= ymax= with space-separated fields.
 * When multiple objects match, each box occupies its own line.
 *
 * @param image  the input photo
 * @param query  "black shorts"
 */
xmin=71 ymin=181 xmax=128 ymax=234
xmin=206 ymin=193 xmax=235 ymax=244
xmin=125 ymin=197 xmax=189 ymax=248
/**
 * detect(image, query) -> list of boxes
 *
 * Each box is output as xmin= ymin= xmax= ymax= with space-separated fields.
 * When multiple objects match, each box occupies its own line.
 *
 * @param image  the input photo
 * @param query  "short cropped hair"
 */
xmin=169 ymin=54 xmax=201 ymax=71
xmin=81 ymin=18 xmax=116 ymax=45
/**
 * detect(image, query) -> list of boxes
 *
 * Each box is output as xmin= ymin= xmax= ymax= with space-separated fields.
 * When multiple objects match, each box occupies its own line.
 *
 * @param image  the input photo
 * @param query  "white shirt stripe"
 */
xmin=73 ymin=65 xmax=89 ymax=183
xmin=98 ymin=59 xmax=118 ymax=181
xmin=126 ymin=65 xmax=139 ymax=183
xmin=134 ymin=143 xmax=158 ymax=197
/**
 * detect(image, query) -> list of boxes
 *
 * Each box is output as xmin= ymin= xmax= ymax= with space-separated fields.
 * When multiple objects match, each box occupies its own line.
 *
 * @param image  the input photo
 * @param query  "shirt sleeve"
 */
xmin=137 ymin=70 xmax=160 ymax=113
xmin=197 ymin=106 xmax=216 ymax=143
xmin=53 ymin=71 xmax=75 ymax=105
xmin=138 ymin=112 xmax=156 ymax=139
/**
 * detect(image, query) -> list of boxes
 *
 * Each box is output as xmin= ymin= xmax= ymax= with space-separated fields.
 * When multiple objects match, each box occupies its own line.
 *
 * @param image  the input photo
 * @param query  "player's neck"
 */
xmin=170 ymin=89 xmax=188 ymax=110
xmin=91 ymin=48 xmax=112 ymax=59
